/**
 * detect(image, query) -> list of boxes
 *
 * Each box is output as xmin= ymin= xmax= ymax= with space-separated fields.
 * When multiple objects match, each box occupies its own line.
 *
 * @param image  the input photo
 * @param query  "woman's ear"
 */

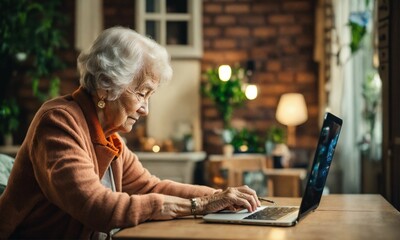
xmin=96 ymin=89 xmax=108 ymax=100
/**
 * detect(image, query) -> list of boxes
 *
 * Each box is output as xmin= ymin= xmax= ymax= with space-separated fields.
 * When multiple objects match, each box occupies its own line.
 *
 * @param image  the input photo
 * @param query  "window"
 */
xmin=135 ymin=0 xmax=202 ymax=58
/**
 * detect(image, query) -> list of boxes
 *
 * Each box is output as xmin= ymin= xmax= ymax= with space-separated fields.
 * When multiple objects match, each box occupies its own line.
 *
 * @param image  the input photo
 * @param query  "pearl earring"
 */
xmin=97 ymin=97 xmax=105 ymax=108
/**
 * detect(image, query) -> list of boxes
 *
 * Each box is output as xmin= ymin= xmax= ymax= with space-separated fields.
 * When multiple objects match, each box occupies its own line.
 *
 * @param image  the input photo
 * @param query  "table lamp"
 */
xmin=275 ymin=93 xmax=308 ymax=146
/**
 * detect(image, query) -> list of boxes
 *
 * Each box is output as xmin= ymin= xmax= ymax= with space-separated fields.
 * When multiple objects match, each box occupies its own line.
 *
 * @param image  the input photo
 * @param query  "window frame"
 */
xmin=135 ymin=0 xmax=203 ymax=59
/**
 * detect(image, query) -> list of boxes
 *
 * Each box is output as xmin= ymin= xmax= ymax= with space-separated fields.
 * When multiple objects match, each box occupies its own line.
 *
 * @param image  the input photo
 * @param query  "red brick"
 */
xmin=250 ymin=47 xmax=276 ymax=58
xmin=296 ymin=72 xmax=315 ymax=83
xmin=203 ymin=52 xmax=226 ymax=62
xmin=203 ymin=39 xmax=211 ymax=48
xmin=266 ymin=61 xmax=281 ymax=71
xmin=258 ymin=95 xmax=279 ymax=107
xmin=279 ymin=26 xmax=303 ymax=35
xmin=254 ymin=73 xmax=276 ymax=83
xmin=225 ymin=4 xmax=250 ymax=14
xmin=282 ymin=1 xmax=311 ymax=11
xmin=238 ymin=39 xmax=253 ymax=48
xmin=307 ymin=105 xmax=319 ymax=116
xmin=225 ymin=27 xmax=250 ymax=37
xmin=201 ymin=97 xmax=215 ymax=106
xmin=268 ymin=14 xmax=295 ymax=24
xmin=283 ymin=60 xmax=309 ymax=71
xmin=238 ymin=16 xmax=266 ymax=25
xmin=296 ymin=36 xmax=313 ymax=46
xmin=259 ymin=84 xmax=290 ymax=95
xmin=203 ymin=16 xmax=212 ymax=25
xmin=298 ymin=14 xmax=314 ymax=24
xmin=203 ymin=120 xmax=224 ymax=131
xmin=206 ymin=134 xmax=224 ymax=145
xmin=278 ymin=72 xmax=294 ymax=82
xmin=204 ymin=4 xmax=223 ymax=14
xmin=215 ymin=15 xmax=236 ymax=25
xmin=222 ymin=51 xmax=248 ymax=62
xmin=103 ymin=8 xmax=117 ymax=16
xmin=204 ymin=27 xmax=221 ymax=37
xmin=213 ymin=39 xmax=237 ymax=49
xmin=251 ymin=3 xmax=280 ymax=13
xmin=253 ymin=27 xmax=277 ymax=37
xmin=282 ymin=46 xmax=298 ymax=54
xmin=203 ymin=107 xmax=220 ymax=118
xmin=278 ymin=37 xmax=293 ymax=46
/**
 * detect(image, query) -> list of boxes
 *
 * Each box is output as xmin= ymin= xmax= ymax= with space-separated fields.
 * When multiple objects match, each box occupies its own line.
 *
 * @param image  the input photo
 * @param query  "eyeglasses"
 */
xmin=126 ymin=87 xmax=151 ymax=104
xmin=258 ymin=197 xmax=276 ymax=205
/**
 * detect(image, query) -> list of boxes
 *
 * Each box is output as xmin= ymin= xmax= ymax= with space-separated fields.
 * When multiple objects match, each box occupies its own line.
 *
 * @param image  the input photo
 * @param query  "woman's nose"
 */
xmin=138 ymin=100 xmax=149 ymax=116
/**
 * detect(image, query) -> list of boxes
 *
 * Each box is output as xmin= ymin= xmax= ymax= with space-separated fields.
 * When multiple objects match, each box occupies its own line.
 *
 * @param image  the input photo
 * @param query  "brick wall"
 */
xmin=202 ymin=0 xmax=319 ymax=154
xmin=103 ymin=0 xmax=136 ymax=29
xmin=11 ymin=0 xmax=319 ymax=156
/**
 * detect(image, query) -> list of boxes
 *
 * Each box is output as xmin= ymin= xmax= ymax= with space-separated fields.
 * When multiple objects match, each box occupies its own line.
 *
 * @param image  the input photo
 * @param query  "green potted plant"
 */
xmin=230 ymin=128 xmax=264 ymax=153
xmin=265 ymin=125 xmax=286 ymax=156
xmin=358 ymin=71 xmax=381 ymax=161
xmin=265 ymin=125 xmax=292 ymax=168
xmin=0 ymin=0 xmax=68 ymax=102
xmin=202 ymin=65 xmax=247 ymax=129
xmin=0 ymin=98 xmax=20 ymax=146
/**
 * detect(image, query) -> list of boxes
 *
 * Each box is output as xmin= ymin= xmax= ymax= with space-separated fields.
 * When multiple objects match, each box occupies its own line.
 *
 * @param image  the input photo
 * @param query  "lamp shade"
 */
xmin=276 ymin=93 xmax=308 ymax=126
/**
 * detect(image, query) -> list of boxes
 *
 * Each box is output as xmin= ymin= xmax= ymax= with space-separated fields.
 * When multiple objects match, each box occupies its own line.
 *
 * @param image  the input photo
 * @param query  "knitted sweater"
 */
xmin=0 ymin=87 xmax=215 ymax=238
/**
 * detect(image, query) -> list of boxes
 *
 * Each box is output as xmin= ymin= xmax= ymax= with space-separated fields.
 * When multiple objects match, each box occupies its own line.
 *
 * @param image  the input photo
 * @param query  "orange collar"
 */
xmin=72 ymin=87 xmax=121 ymax=157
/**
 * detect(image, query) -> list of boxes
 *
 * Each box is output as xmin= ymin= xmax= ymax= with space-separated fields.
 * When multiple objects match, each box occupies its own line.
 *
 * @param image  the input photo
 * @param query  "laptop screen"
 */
xmin=298 ymin=112 xmax=343 ymax=220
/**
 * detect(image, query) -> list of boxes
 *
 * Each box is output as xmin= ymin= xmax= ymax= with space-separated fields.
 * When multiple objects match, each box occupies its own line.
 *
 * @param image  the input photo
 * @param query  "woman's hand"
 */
xmin=151 ymin=195 xmax=191 ymax=220
xmin=150 ymin=185 xmax=260 ymax=220
xmin=198 ymin=185 xmax=261 ymax=214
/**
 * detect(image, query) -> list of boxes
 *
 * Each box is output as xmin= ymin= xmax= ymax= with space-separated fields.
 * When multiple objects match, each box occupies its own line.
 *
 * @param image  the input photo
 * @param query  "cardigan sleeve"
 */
xmin=30 ymin=108 xmax=165 ymax=231
xmin=119 ymin=145 xmax=218 ymax=198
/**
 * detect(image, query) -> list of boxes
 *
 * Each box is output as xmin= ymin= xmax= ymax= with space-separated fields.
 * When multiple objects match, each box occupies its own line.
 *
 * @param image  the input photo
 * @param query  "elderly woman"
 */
xmin=0 ymin=27 xmax=260 ymax=238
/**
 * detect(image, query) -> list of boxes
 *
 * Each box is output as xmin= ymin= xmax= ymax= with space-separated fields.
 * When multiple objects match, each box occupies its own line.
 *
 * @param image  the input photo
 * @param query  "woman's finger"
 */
xmin=236 ymin=186 xmax=261 ymax=209
xmin=233 ymin=194 xmax=253 ymax=212
xmin=237 ymin=192 xmax=258 ymax=212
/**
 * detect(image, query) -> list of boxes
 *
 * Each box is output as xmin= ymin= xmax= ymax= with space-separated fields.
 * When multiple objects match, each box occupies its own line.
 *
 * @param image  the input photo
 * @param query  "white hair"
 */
xmin=77 ymin=26 xmax=173 ymax=100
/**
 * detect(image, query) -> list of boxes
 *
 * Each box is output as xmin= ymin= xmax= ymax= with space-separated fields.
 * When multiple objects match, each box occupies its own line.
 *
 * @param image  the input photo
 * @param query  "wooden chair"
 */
xmin=263 ymin=168 xmax=307 ymax=197
xmin=208 ymin=155 xmax=273 ymax=196
xmin=207 ymin=154 xmax=307 ymax=197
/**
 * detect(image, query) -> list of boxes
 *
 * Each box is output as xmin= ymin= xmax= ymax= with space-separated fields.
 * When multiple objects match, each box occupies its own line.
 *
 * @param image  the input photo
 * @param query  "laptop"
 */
xmin=203 ymin=112 xmax=343 ymax=227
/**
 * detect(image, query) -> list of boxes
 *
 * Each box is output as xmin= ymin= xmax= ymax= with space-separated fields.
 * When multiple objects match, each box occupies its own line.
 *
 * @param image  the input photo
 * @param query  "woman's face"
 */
xmin=99 ymin=77 xmax=158 ymax=136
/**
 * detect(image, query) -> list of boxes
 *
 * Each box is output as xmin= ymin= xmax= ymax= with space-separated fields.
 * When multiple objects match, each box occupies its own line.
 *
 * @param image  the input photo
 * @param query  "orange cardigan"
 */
xmin=0 ymin=87 xmax=216 ymax=238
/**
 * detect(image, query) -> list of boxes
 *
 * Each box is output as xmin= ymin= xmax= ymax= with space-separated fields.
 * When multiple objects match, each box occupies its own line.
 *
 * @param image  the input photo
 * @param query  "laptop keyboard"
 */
xmin=244 ymin=207 xmax=298 ymax=220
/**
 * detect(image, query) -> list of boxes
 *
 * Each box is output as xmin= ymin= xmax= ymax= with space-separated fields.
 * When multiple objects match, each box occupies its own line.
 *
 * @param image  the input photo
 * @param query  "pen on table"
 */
xmin=258 ymin=197 xmax=276 ymax=205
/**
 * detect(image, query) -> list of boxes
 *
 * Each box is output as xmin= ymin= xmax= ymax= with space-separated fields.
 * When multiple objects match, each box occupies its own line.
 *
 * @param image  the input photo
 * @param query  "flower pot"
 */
xmin=223 ymin=144 xmax=234 ymax=157
xmin=272 ymin=143 xmax=291 ymax=168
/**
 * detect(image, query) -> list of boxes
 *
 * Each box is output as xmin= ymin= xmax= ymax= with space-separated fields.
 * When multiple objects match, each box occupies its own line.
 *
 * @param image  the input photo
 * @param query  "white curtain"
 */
xmin=329 ymin=0 xmax=374 ymax=193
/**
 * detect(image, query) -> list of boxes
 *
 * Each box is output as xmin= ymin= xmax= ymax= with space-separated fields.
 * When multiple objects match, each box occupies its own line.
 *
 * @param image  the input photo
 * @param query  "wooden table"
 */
xmin=113 ymin=194 xmax=400 ymax=240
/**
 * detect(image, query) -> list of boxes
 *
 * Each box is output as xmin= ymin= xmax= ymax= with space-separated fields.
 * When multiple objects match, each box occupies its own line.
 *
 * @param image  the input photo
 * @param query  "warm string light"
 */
xmin=218 ymin=64 xmax=258 ymax=100
xmin=245 ymin=84 xmax=258 ymax=100
xmin=218 ymin=65 xmax=232 ymax=81
xmin=152 ymin=145 xmax=160 ymax=153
